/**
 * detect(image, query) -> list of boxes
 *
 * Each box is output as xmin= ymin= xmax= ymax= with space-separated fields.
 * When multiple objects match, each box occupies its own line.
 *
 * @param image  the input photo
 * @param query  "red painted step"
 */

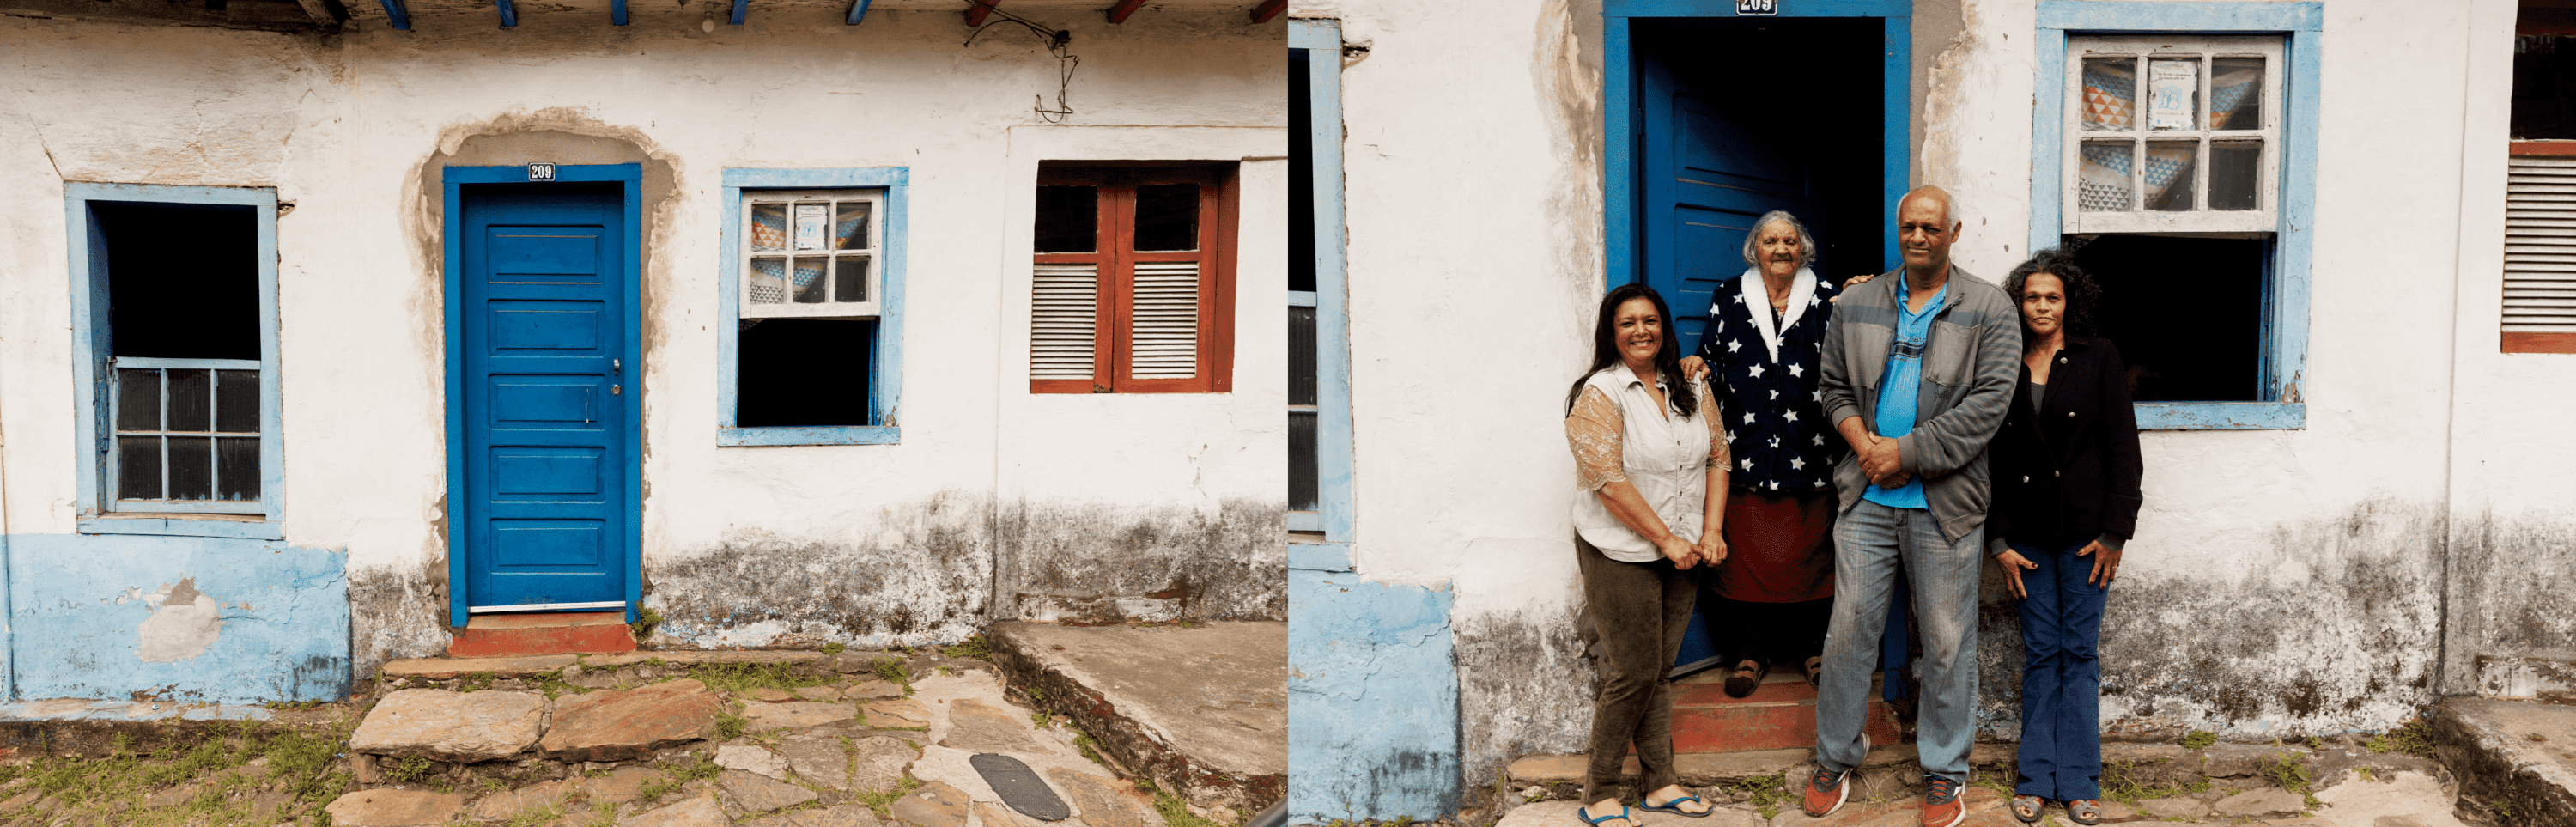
xmin=1669 ymin=666 xmax=1903 ymax=753
xmin=447 ymin=611 xmax=637 ymax=658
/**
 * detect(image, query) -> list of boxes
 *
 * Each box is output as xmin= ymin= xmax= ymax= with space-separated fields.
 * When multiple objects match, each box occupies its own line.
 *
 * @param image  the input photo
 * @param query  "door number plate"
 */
xmin=527 ymin=163 xmax=557 ymax=182
xmin=1736 ymin=0 xmax=1777 ymax=15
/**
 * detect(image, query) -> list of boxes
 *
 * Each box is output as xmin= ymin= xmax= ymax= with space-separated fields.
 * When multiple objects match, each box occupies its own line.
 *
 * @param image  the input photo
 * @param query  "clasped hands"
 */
xmin=1655 ymin=531 xmax=1729 ymax=570
xmin=1855 ymin=432 xmax=1911 ymax=489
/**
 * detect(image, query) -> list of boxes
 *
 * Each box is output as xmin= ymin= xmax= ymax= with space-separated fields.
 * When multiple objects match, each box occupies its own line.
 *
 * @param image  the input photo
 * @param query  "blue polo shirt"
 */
xmin=1862 ymin=276 xmax=1949 ymax=510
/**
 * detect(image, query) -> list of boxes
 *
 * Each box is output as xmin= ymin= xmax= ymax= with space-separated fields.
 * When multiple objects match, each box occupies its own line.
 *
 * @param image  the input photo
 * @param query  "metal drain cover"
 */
xmin=971 ymin=753 xmax=1072 ymax=821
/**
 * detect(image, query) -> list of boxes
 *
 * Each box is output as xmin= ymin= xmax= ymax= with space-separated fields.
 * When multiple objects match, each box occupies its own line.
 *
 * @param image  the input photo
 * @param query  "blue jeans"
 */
xmin=1814 ymin=500 xmax=1981 ymax=781
xmin=2011 ymin=539 xmax=2107 ymax=800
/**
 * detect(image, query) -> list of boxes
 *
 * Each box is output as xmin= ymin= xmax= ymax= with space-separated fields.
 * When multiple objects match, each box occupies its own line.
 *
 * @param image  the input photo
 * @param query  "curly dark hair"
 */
xmin=1564 ymin=283 xmax=1697 ymax=418
xmin=2002 ymin=248 xmax=2102 ymax=342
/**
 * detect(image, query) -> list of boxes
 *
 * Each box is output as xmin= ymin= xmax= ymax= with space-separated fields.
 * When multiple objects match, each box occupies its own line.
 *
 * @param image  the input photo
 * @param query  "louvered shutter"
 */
xmin=1129 ymin=262 xmax=1200 ymax=379
xmin=2506 ymin=155 xmax=2576 ymax=338
xmin=1031 ymin=263 xmax=1099 ymax=380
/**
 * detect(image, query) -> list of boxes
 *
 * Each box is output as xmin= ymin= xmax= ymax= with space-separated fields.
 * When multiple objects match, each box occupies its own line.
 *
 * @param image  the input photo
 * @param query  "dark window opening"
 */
xmin=2067 ymin=235 xmax=2269 ymax=403
xmin=2516 ymin=35 xmax=2576 ymax=139
xmin=737 ymin=319 xmax=873 ymax=427
xmin=1133 ymin=184 xmax=1200 ymax=252
xmin=95 ymin=203 xmax=259 ymax=360
xmin=1291 ymin=47 xmax=1318 ymax=295
xmin=1036 ymin=185 xmax=1098 ymax=253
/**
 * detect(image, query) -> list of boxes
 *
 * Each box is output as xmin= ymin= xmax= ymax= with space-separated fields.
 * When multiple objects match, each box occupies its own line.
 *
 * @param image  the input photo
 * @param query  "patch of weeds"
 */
xmin=1726 ymin=775 xmax=1792 ymax=820
xmin=2355 ymin=766 xmax=2377 ymax=782
xmin=690 ymin=661 xmax=830 ymax=695
xmin=585 ymin=800 xmax=623 ymax=827
xmin=1073 ymin=733 xmax=1107 ymax=766
xmin=1151 ymin=787 xmax=1227 ymax=827
xmin=2495 ymin=799 xmax=2516 ymax=820
xmin=2365 ymin=717 xmax=2438 ymax=758
xmin=536 ymin=670 xmax=592 ymax=700
xmin=670 ymin=753 xmax=723 ymax=782
xmin=823 ymin=642 xmax=848 ymax=655
xmin=2258 ymin=751 xmax=2314 ymax=800
xmin=2180 ymin=730 xmax=2217 ymax=750
xmin=2099 ymin=759 xmax=2209 ymax=806
xmin=851 ymin=776 xmax=924 ymax=817
xmin=637 ymin=775 xmax=688 ymax=804
xmin=507 ymin=797 xmax=571 ymax=827
xmin=1027 ymin=686 xmax=1046 ymax=702
xmin=945 ymin=635 xmax=993 ymax=660
xmin=630 ymin=606 xmax=665 ymax=639
xmin=385 ymin=754 xmax=437 ymax=785
xmin=457 ymin=672 xmax=497 ymax=693
xmin=1031 ymin=711 xmax=1057 ymax=729
xmin=713 ymin=702 xmax=750 ymax=741
xmin=871 ymin=657 xmax=914 ymax=691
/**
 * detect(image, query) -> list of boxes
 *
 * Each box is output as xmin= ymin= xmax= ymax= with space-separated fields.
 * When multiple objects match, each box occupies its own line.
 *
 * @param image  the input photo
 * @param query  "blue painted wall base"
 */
xmin=1288 ymin=569 xmax=1459 ymax=824
xmin=8 ymin=533 xmax=349 ymax=703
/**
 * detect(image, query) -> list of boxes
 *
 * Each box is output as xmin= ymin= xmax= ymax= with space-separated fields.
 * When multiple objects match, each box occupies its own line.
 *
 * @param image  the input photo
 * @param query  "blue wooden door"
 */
xmin=460 ymin=187 xmax=632 ymax=611
xmin=1638 ymin=47 xmax=1820 ymax=348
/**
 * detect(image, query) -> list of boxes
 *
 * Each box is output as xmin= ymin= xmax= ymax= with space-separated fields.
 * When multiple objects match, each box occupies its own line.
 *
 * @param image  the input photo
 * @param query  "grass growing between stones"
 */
xmin=1721 ymin=775 xmax=1794 ymax=820
xmin=849 ymin=776 xmax=924 ymax=817
xmin=2180 ymin=730 xmax=2218 ymax=750
xmin=2099 ymin=758 xmax=2210 ymax=806
xmin=1146 ymin=784 xmax=1226 ymax=827
xmin=2366 ymin=717 xmax=2438 ymax=758
xmin=688 ymin=661 xmax=835 ymax=694
xmin=945 ymin=635 xmax=993 ymax=660
xmin=0 ymin=720 xmax=356 ymax=827
xmin=2257 ymin=749 xmax=2321 ymax=811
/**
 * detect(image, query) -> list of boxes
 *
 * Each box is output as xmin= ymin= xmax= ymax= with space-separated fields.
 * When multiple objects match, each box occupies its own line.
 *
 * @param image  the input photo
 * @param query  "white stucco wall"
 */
xmin=0 ymin=6 xmax=1285 ymax=674
xmin=1314 ymin=0 xmax=2576 ymax=790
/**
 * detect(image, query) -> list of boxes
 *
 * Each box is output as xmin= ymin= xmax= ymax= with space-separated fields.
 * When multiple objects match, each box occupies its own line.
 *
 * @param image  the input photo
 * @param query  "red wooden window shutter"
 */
xmin=1031 ymin=164 xmax=1237 ymax=392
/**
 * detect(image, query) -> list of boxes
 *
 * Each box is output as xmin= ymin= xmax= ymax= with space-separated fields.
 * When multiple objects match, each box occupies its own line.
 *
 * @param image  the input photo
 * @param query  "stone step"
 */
xmin=1668 ymin=668 xmax=1901 ymax=753
xmin=987 ymin=621 xmax=1286 ymax=817
xmin=447 ymin=611 xmax=637 ymax=658
xmin=2431 ymin=696 xmax=2576 ymax=826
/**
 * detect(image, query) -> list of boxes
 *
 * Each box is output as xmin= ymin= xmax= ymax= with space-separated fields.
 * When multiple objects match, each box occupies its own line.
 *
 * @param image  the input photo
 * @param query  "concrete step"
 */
xmin=2432 ymin=696 xmax=2576 ymax=826
xmin=1668 ymin=667 xmax=1901 ymax=753
xmin=446 ymin=611 xmax=637 ymax=658
xmin=986 ymin=620 xmax=1285 ymax=818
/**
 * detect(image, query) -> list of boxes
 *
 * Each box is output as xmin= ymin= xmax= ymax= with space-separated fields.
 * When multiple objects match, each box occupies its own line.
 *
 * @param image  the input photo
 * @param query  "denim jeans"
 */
xmin=1814 ymin=500 xmax=1982 ymax=781
xmin=2011 ymin=538 xmax=2107 ymax=800
xmin=1576 ymin=534 xmax=1697 ymax=804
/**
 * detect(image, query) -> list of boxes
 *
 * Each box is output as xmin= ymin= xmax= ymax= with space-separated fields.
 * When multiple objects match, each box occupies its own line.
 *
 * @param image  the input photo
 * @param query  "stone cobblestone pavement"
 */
xmin=1490 ymin=769 xmax=2472 ymax=827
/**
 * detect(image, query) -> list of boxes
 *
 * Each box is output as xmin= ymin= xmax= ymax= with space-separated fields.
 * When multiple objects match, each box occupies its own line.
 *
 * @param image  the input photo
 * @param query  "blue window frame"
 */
xmin=64 ymin=183 xmax=285 ymax=540
xmin=1291 ymin=18 xmax=1356 ymax=570
xmin=717 ymin=168 xmax=909 ymax=446
xmin=2031 ymin=1 xmax=2321 ymax=429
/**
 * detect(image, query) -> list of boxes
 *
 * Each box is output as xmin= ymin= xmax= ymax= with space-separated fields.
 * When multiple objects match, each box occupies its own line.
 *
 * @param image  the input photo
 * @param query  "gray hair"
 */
xmin=1740 ymin=210 xmax=1819 ymax=270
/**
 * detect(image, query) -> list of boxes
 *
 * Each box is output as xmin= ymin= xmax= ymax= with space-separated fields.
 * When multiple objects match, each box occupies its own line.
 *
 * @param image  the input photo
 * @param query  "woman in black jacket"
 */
xmin=1988 ymin=250 xmax=2143 ymax=826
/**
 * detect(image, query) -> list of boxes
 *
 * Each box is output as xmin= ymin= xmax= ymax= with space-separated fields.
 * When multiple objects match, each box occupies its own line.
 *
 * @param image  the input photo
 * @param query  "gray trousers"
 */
xmin=1577 ymin=533 xmax=1698 ymax=804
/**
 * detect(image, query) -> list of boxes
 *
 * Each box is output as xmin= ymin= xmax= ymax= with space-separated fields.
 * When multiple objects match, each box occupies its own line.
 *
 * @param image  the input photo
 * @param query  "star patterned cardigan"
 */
xmin=1696 ymin=268 xmax=1848 ymax=494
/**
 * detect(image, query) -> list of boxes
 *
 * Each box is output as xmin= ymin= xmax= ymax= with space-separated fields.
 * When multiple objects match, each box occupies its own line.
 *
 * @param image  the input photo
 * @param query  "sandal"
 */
xmin=1801 ymin=656 xmax=1824 ymax=689
xmin=2009 ymin=794 xmax=2046 ymax=824
xmin=1637 ymin=794 xmax=1713 ymax=818
xmin=1575 ymin=805 xmax=1633 ymax=827
xmin=2066 ymin=799 xmax=2103 ymax=825
xmin=1722 ymin=660 xmax=1765 ymax=698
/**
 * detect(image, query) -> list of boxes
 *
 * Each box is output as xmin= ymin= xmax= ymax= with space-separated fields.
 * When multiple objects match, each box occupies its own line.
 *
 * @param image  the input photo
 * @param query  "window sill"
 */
xmin=1287 ymin=534 xmax=1352 ymax=572
xmin=719 ymin=425 xmax=899 ymax=447
xmin=80 ymin=515 xmax=283 ymax=540
xmin=2136 ymin=402 xmax=2304 ymax=430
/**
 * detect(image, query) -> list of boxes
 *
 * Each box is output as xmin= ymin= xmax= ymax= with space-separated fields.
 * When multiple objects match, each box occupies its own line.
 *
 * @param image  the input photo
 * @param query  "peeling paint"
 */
xmin=136 ymin=578 xmax=222 ymax=664
xmin=1288 ymin=570 xmax=1458 ymax=824
xmin=1453 ymin=605 xmax=1591 ymax=804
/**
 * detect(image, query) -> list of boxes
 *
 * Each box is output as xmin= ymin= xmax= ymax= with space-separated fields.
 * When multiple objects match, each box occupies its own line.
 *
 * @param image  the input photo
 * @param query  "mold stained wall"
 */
xmin=2444 ymin=0 xmax=2576 ymax=696
xmin=1308 ymin=0 xmax=2545 ymax=807
xmin=0 ymin=7 xmax=1284 ymax=697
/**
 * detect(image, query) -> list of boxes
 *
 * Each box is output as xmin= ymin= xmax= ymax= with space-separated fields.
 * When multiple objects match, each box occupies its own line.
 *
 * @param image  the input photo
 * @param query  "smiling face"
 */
xmin=2020 ymin=271 xmax=2068 ymax=340
xmin=1613 ymin=296 xmax=1664 ymax=374
xmin=1756 ymin=220 xmax=1804 ymax=280
xmin=1897 ymin=191 xmax=1959 ymax=277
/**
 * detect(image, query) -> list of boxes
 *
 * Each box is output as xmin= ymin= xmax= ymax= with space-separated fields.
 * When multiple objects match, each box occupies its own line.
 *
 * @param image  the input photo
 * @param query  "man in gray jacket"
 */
xmin=1801 ymin=186 xmax=2020 ymax=827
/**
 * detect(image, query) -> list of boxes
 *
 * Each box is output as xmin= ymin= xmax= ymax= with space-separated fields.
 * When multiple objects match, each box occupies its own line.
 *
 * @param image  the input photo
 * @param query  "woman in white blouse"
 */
xmin=1563 ymin=283 xmax=1730 ymax=827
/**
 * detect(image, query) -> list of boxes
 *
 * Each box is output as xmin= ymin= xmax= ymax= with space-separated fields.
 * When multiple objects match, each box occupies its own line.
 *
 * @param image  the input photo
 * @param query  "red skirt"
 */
xmin=1711 ymin=489 xmax=1836 ymax=603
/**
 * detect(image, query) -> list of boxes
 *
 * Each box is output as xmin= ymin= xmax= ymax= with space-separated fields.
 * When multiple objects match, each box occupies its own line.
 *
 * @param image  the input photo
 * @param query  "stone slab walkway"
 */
xmin=2431 ymin=696 xmax=2576 ymax=826
xmin=1489 ymin=769 xmax=2469 ymax=827
xmin=987 ymin=621 xmax=1285 ymax=816
xmin=320 ymin=648 xmax=1183 ymax=827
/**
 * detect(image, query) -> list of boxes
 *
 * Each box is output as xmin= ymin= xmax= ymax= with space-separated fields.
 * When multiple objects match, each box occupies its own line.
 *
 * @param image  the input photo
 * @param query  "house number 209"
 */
xmin=1736 ymin=0 xmax=1777 ymax=15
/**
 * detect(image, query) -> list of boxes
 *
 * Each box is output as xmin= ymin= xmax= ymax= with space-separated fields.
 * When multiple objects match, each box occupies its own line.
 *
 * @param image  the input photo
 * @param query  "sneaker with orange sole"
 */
xmin=1800 ymin=764 xmax=1850 ymax=818
xmin=1919 ymin=775 xmax=1966 ymax=827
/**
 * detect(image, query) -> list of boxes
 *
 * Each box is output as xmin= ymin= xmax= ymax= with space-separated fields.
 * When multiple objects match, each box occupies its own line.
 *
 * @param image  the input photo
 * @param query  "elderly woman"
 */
xmin=1565 ymin=283 xmax=1728 ymax=826
xmin=1679 ymin=211 xmax=1846 ymax=698
xmin=1987 ymin=250 xmax=2143 ymax=826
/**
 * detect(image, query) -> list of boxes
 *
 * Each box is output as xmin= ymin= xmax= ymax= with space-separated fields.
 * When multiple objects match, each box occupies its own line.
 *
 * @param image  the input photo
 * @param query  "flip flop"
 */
xmin=1801 ymin=656 xmax=1824 ymax=689
xmin=1576 ymin=805 xmax=1633 ymax=827
xmin=2009 ymin=794 xmax=2045 ymax=824
xmin=1637 ymin=794 xmax=1714 ymax=818
xmin=2066 ymin=799 xmax=2104 ymax=825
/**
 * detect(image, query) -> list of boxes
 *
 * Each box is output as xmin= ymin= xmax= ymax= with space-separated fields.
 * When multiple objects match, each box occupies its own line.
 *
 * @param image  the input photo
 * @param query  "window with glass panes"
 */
xmin=741 ymin=190 xmax=882 ymax=319
xmin=112 ymin=360 xmax=263 ymax=510
xmin=2064 ymin=36 xmax=2282 ymax=234
xmin=1030 ymin=164 xmax=1236 ymax=394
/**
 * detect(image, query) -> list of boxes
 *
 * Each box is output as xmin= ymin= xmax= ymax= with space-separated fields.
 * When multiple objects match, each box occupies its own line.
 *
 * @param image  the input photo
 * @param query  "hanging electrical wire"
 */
xmin=961 ymin=1 xmax=1080 ymax=124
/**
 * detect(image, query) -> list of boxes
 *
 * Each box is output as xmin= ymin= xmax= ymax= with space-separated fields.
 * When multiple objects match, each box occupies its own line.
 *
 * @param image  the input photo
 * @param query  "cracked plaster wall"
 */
xmin=1311 ymin=0 xmax=2576 ymax=810
xmin=0 ymin=9 xmax=1285 ymax=694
